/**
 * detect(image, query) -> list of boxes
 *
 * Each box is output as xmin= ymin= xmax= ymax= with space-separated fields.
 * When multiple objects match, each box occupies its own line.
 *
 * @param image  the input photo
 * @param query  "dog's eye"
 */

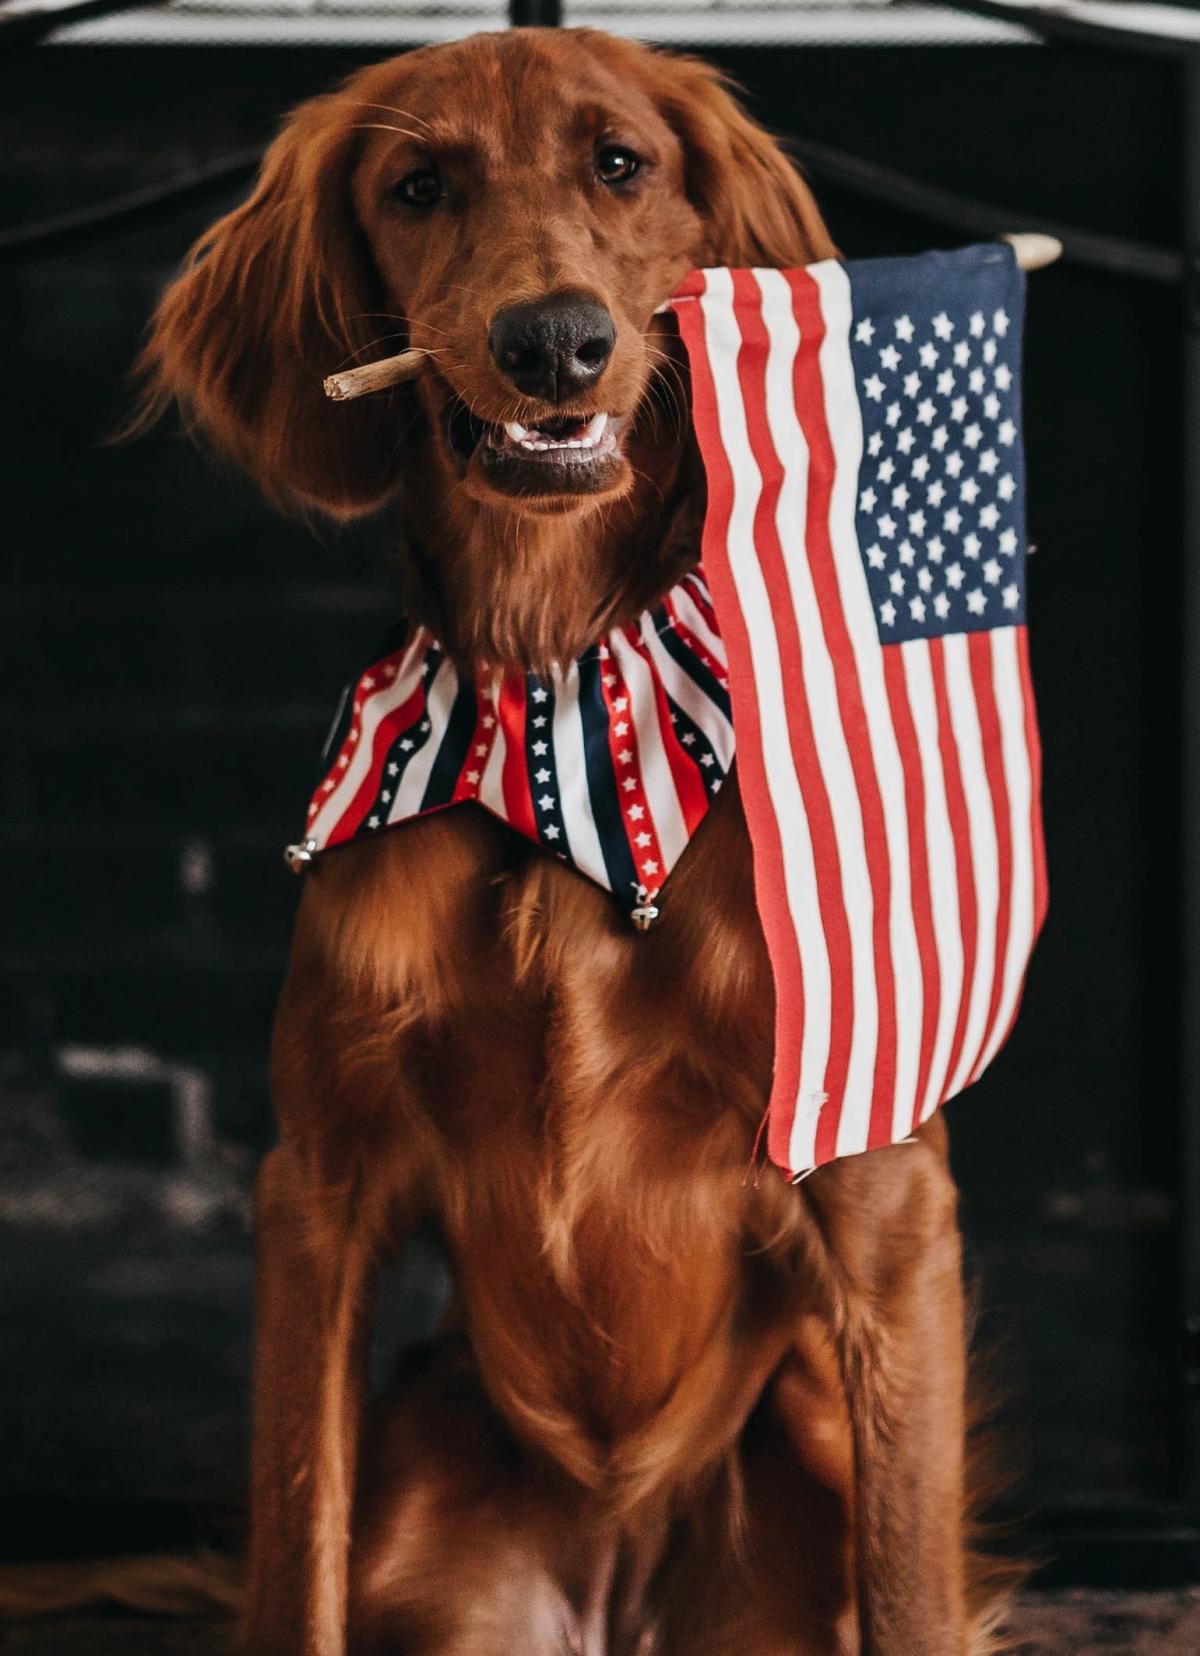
xmin=595 ymin=146 xmax=641 ymax=187
xmin=393 ymin=169 xmax=442 ymax=208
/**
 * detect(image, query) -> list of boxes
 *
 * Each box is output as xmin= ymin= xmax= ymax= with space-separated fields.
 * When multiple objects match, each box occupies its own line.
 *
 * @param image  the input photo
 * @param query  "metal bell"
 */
xmin=630 ymin=885 xmax=660 ymax=931
xmin=283 ymin=838 xmax=318 ymax=875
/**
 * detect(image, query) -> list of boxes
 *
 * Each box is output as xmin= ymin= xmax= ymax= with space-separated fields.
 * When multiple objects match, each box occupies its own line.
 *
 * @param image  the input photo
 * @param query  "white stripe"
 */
xmin=899 ymin=640 xmax=965 ymax=1120
xmin=972 ymin=627 xmax=1035 ymax=1077
xmin=390 ymin=655 xmax=460 ymax=816
xmin=700 ymin=268 xmax=833 ymax=1175
xmin=941 ymin=632 xmax=1000 ymax=1099
xmin=548 ymin=664 xmax=610 ymax=892
xmin=607 ymin=631 xmax=690 ymax=871
xmin=753 ymin=267 xmax=879 ymax=1164
xmin=307 ymin=636 xmax=427 ymax=847
xmin=639 ymin=618 xmax=736 ymax=774
xmin=806 ymin=262 xmax=926 ymax=1151
xmin=670 ymin=583 xmax=729 ymax=669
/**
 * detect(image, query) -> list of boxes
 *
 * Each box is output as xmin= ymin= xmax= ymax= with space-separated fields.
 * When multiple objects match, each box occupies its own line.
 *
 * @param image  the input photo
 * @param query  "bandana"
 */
xmin=293 ymin=569 xmax=735 ymax=925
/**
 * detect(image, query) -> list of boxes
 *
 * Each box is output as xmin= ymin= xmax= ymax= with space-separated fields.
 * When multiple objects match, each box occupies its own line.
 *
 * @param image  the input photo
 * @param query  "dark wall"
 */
xmin=0 ymin=36 xmax=1191 ymax=1566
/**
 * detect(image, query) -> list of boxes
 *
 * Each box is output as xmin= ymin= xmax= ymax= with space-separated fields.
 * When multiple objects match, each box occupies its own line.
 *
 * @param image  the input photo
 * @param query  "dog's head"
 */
xmin=138 ymin=29 xmax=834 ymax=522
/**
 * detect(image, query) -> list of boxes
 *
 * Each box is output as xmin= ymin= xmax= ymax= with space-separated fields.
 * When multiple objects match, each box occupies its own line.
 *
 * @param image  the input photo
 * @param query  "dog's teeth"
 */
xmin=584 ymin=412 xmax=609 ymax=443
xmin=504 ymin=421 xmax=529 ymax=441
xmin=519 ymin=437 xmax=538 ymax=450
xmin=565 ymin=439 xmax=581 ymax=448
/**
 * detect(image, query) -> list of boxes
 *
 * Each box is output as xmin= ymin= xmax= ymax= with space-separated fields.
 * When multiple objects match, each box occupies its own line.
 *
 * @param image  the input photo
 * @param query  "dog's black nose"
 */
xmin=488 ymin=296 xmax=616 ymax=401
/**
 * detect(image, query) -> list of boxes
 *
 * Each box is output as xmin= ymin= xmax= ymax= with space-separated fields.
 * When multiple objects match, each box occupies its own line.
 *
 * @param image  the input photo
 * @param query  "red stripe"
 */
xmin=882 ymin=647 xmax=941 ymax=1133
xmin=324 ymin=680 xmax=427 ymax=846
xmin=496 ymin=675 xmax=538 ymax=841
xmin=627 ymin=627 xmax=711 ymax=833
xmin=967 ymin=631 xmax=1014 ymax=1081
xmin=681 ymin=571 xmax=720 ymax=635
xmin=663 ymin=596 xmax=728 ymax=687
xmin=672 ymin=285 xmax=807 ymax=1175
xmin=787 ymin=269 xmax=898 ymax=1153
xmin=450 ymin=687 xmax=493 ymax=804
xmin=1019 ymin=627 xmax=1049 ymax=937
xmin=598 ymin=635 xmax=666 ymax=896
xmin=927 ymin=637 xmax=977 ymax=1102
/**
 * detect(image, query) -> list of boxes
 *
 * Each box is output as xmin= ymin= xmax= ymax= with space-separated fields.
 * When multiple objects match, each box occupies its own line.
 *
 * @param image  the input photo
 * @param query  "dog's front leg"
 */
xmin=243 ymin=1141 xmax=377 ymax=1656
xmin=804 ymin=1116 xmax=967 ymax=1656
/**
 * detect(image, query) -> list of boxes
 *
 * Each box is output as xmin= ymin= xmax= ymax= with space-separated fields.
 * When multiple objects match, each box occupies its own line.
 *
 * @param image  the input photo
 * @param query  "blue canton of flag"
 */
xmin=847 ymin=246 xmax=1027 ymax=645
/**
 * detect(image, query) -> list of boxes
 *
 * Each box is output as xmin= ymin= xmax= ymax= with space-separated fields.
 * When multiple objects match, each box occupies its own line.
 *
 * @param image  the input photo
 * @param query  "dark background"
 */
xmin=1 ymin=21 xmax=1194 ymax=1579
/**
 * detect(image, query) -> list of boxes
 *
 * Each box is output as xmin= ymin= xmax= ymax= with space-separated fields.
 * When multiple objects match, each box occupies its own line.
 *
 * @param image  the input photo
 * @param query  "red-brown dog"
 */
xmin=139 ymin=27 xmax=1014 ymax=1654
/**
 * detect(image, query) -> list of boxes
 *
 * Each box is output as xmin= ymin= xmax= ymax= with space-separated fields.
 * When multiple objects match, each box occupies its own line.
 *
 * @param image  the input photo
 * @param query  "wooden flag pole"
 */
xmin=322 ymin=233 xmax=1063 ymax=404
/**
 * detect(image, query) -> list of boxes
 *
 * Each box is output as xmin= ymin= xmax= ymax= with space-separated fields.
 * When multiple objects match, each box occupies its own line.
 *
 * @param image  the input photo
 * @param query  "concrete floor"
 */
xmin=4 ymin=1595 xmax=1200 ymax=1654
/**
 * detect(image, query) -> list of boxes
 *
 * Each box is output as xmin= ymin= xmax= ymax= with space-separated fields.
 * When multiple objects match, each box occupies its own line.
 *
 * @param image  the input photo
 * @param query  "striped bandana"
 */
xmin=294 ymin=569 xmax=735 ymax=924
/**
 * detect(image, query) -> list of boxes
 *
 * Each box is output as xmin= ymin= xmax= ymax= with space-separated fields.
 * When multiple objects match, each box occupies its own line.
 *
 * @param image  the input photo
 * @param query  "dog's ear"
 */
xmin=134 ymin=94 xmax=398 ymax=517
xmin=652 ymin=54 xmax=837 ymax=269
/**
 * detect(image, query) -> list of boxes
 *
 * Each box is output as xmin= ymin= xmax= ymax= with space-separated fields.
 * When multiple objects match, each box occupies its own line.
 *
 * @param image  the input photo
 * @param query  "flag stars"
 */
xmin=917 ymin=399 xmax=937 ymax=426
xmin=999 ymin=528 xmax=1019 ymax=555
xmin=908 ymin=510 xmax=927 ymax=536
xmin=998 ymin=418 xmax=1017 ymax=446
xmin=963 ymin=423 xmax=983 ymax=449
xmin=866 ymin=543 xmax=886 ymax=570
xmin=983 ymin=393 xmax=1001 ymax=420
xmin=997 ymin=473 xmax=1016 ymax=503
xmin=918 ymin=341 xmax=940 ymax=369
xmin=951 ymin=397 xmax=968 ymax=423
xmin=903 ymin=371 xmax=921 ymax=398
xmin=880 ymin=599 xmax=897 ymax=626
xmin=945 ymin=451 xmax=964 ymax=479
xmin=993 ymin=307 xmax=1011 ymax=338
xmin=912 ymin=455 xmax=930 ymax=482
xmin=534 ymin=767 xmax=551 ymax=784
xmin=953 ymin=340 xmax=971 ymax=368
xmin=621 ymin=777 xmax=638 ymax=793
xmin=979 ymin=448 xmax=999 ymax=476
xmin=937 ymin=369 xmax=955 ymax=396
xmin=944 ymin=507 xmax=963 ymax=533
xmin=864 ymin=374 xmax=885 ymax=402
xmin=983 ymin=558 xmax=1003 ymax=585
xmin=983 ymin=338 xmax=998 ymax=365
xmin=878 ymin=457 xmax=896 ymax=483
xmin=886 ymin=402 xmax=902 ymax=428
xmin=927 ymin=480 xmax=946 ymax=508
xmin=970 ymin=311 xmax=986 ymax=338
xmin=963 ymin=532 xmax=982 ymax=559
xmin=899 ymin=539 xmax=916 ymax=567
xmin=896 ymin=428 xmax=916 ymax=455
xmin=966 ymin=588 xmax=987 ymax=615
xmin=889 ymin=569 xmax=905 ymax=595
xmin=933 ymin=592 xmax=951 ymax=620
xmin=946 ymin=562 xmax=965 ymax=589
xmin=538 ymin=794 xmax=556 ymax=811
xmin=979 ymin=503 xmax=1001 ymax=531
xmin=994 ymin=364 xmax=1013 ymax=392
xmin=879 ymin=343 xmax=902 ymax=371
xmin=386 ymin=762 xmax=399 ymax=776
xmin=932 ymin=312 xmax=954 ymax=340
xmin=927 ymin=535 xmax=946 ymax=563
xmin=895 ymin=314 xmax=916 ymax=342
xmin=628 ymin=805 xmax=645 ymax=821
xmin=1003 ymin=583 xmax=1021 ymax=610
xmin=860 ymin=486 xmax=878 ymax=513
xmin=960 ymin=477 xmax=981 ymax=505
xmin=868 ymin=430 xmax=884 ymax=457
xmin=855 ymin=318 xmax=876 ymax=344
xmin=891 ymin=483 xmax=910 ymax=509
xmin=531 ymin=687 xmax=549 ymax=702
xmin=917 ymin=566 xmax=934 ymax=593
xmin=465 ymin=771 xmax=480 ymax=786
xmin=932 ymin=425 xmax=949 ymax=452
xmin=544 ymin=823 xmax=560 ymax=840
xmin=878 ymin=513 xmax=898 ymax=539
xmin=635 ymin=831 xmax=652 ymax=848
xmin=532 ymin=740 xmax=548 ymax=756
xmin=641 ymin=860 xmax=660 ymax=877
xmin=909 ymin=596 xmax=927 ymax=623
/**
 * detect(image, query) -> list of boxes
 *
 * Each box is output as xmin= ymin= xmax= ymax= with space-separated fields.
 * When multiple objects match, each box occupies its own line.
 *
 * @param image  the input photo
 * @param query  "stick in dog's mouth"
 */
xmin=323 ymin=234 xmax=1064 ymax=406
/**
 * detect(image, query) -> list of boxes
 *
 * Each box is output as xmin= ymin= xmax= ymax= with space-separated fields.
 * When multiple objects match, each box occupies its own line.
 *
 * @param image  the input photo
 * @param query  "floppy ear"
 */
xmin=653 ymin=54 xmax=838 ymax=269
xmin=134 ymin=94 xmax=399 ymax=516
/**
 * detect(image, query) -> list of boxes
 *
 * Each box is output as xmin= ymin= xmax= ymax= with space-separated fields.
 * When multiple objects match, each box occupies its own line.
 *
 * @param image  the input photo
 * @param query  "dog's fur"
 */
xmin=137 ymin=28 xmax=1017 ymax=1654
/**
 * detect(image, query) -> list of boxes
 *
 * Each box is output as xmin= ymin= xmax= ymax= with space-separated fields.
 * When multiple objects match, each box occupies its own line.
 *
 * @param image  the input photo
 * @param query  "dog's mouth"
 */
xmin=446 ymin=404 xmax=630 ymax=498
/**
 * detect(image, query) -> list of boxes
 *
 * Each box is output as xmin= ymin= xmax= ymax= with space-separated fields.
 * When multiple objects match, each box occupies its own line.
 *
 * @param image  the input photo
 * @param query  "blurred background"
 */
xmin=2 ymin=0 xmax=1198 ymax=1604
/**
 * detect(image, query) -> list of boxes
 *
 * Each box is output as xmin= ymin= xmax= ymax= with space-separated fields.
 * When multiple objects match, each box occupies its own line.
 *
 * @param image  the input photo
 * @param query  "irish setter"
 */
xmin=138 ymin=27 xmax=1014 ymax=1654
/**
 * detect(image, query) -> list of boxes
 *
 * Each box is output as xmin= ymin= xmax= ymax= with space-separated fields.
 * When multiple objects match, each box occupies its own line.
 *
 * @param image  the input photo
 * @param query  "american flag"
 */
xmin=300 ymin=570 xmax=736 ymax=918
xmin=670 ymin=244 xmax=1047 ymax=1179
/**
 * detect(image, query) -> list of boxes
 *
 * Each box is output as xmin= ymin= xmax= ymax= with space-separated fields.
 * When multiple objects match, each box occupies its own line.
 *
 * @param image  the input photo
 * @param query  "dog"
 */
xmin=137 ymin=27 xmax=1015 ymax=1654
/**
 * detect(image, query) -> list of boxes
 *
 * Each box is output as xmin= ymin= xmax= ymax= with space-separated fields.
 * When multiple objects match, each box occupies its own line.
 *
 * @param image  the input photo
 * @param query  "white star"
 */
xmin=628 ymin=804 xmax=645 ymax=821
xmin=532 ymin=740 xmax=548 ymax=755
xmin=880 ymin=599 xmax=897 ymax=626
xmin=953 ymin=340 xmax=971 ymax=367
xmin=1003 ymin=583 xmax=1020 ymax=610
xmin=878 ymin=513 xmax=897 ymax=539
xmin=880 ymin=343 xmax=901 ymax=371
xmin=963 ymin=532 xmax=982 ymax=559
xmin=360 ymin=675 xmax=375 ymax=690
xmin=474 ymin=743 xmax=487 ymax=757
xmin=970 ymin=311 xmax=986 ymax=338
xmin=700 ymin=753 xmax=715 ymax=768
xmin=886 ymin=402 xmax=902 ymax=428
xmin=603 ymin=674 xmax=617 ymax=688
xmin=618 ymin=748 xmax=633 ymax=763
xmin=979 ymin=448 xmax=999 ymax=476
xmin=983 ymin=558 xmax=1003 ymax=585
xmin=928 ymin=480 xmax=946 ymax=508
xmin=963 ymin=423 xmax=983 ymax=449
xmin=891 ymin=483 xmax=910 ymax=509
xmin=864 ymin=374 xmax=885 ymax=402
xmin=979 ymin=503 xmax=1000 ymax=531
xmin=937 ymin=369 xmax=956 ymax=396
xmin=532 ymin=715 xmax=547 ymax=728
xmin=465 ymin=771 xmax=480 ymax=785
xmin=614 ymin=720 xmax=629 ymax=736
xmin=420 ymin=720 xmax=431 ymax=733
xmin=933 ymin=592 xmax=951 ymax=620
xmin=387 ymin=763 xmax=399 ymax=776
xmin=998 ymin=419 xmax=1017 ymax=446
xmin=966 ymin=588 xmax=987 ymax=615
xmin=983 ymin=338 xmax=998 ymax=365
xmin=889 ymin=569 xmax=905 ymax=595
xmin=995 ymin=364 xmax=1013 ymax=392
xmin=878 ymin=458 xmax=896 ymax=483
xmin=933 ymin=312 xmax=954 ymax=341
xmin=944 ymin=507 xmax=963 ymax=533
xmin=997 ymin=473 xmax=1016 ymax=503
xmin=680 ymin=732 xmax=696 ymax=746
xmin=910 ymin=596 xmax=927 ymax=623
xmin=969 ymin=367 xmax=986 ymax=395
xmin=860 ymin=486 xmax=878 ymax=513
xmin=400 ymin=737 xmax=414 ymax=751
xmin=868 ymin=431 xmax=884 ymax=457
xmin=899 ymin=539 xmax=916 ymax=567
xmin=919 ymin=341 xmax=939 ymax=369
xmin=896 ymin=314 xmax=916 ymax=342
xmin=927 ymin=535 xmax=945 ymax=563
xmin=538 ymin=793 xmax=555 ymax=811
xmin=535 ymin=767 xmax=551 ymax=783
xmin=856 ymin=318 xmax=876 ymax=344
xmin=622 ymin=777 xmax=638 ymax=793
xmin=917 ymin=566 xmax=933 ymax=593
xmin=951 ymin=397 xmax=968 ymax=423
xmin=531 ymin=687 xmax=548 ymax=702
xmin=613 ymin=696 xmax=628 ymax=712
xmin=931 ymin=425 xmax=949 ymax=452
xmin=866 ymin=543 xmax=886 ymax=569
xmin=337 ymin=755 xmax=349 ymax=768
xmin=917 ymin=399 xmax=937 ymax=426
xmin=897 ymin=428 xmax=916 ymax=455
xmin=946 ymin=562 xmax=965 ymax=590
xmin=381 ymin=789 xmax=392 ymax=802
xmin=908 ymin=510 xmax=927 ymax=537
xmin=993 ymin=307 xmax=1010 ymax=338
xmin=368 ymin=815 xmax=380 ymax=828
xmin=635 ymin=832 xmax=652 ymax=848
xmin=641 ymin=859 xmax=659 ymax=876
xmin=960 ymin=477 xmax=981 ymax=506
xmin=545 ymin=823 xmax=560 ymax=840
xmin=945 ymin=451 xmax=964 ymax=479
xmin=912 ymin=455 xmax=930 ymax=482
xmin=481 ymin=714 xmax=496 ymax=729
xmin=999 ymin=528 xmax=1018 ymax=555
xmin=903 ymin=371 xmax=921 ymax=398
xmin=983 ymin=393 xmax=1001 ymax=420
